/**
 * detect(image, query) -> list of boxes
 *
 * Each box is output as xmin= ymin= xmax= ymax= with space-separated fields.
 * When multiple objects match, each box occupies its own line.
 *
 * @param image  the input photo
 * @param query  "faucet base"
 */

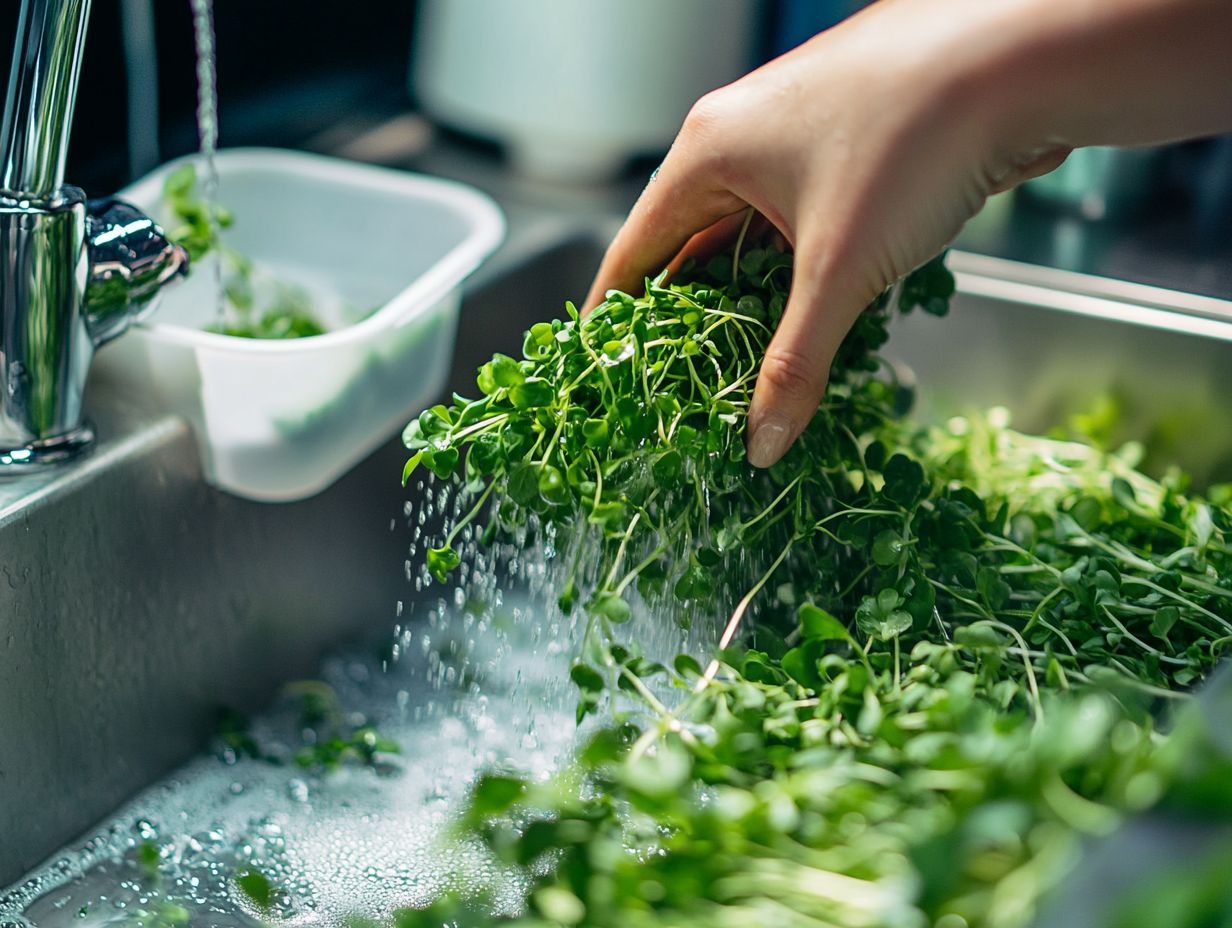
xmin=0 ymin=424 xmax=94 ymax=470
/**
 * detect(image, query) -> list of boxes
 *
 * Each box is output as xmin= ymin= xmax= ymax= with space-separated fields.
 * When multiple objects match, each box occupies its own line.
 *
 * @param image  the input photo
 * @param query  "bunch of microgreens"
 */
xmin=387 ymin=235 xmax=1232 ymax=927
xmin=161 ymin=163 xmax=327 ymax=339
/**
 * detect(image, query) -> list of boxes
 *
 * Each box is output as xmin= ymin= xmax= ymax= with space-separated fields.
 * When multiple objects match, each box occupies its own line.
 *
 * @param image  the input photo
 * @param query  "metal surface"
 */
xmin=0 ymin=377 xmax=417 ymax=885
xmin=0 ymin=189 xmax=92 ymax=459
xmin=83 ymin=198 xmax=190 ymax=343
xmin=956 ymin=183 xmax=1232 ymax=303
xmin=0 ymin=231 xmax=594 ymax=888
xmin=891 ymin=251 xmax=1232 ymax=485
xmin=0 ymin=0 xmax=187 ymax=468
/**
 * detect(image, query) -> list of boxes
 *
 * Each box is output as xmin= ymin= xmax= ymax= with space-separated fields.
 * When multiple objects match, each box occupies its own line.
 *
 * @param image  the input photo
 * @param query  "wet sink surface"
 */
xmin=0 ymin=237 xmax=609 ymax=891
xmin=3 ymin=592 xmax=580 ymax=928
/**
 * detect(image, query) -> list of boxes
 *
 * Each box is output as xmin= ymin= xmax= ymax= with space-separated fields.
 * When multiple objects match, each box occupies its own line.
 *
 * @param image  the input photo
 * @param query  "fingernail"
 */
xmin=747 ymin=414 xmax=793 ymax=468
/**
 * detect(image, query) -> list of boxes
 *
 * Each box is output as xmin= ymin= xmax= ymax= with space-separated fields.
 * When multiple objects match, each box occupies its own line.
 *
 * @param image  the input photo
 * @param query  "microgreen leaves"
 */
xmin=855 ymin=588 xmax=913 ymax=641
xmin=213 ymin=680 xmax=400 ymax=774
xmin=401 ymin=249 xmax=957 ymax=658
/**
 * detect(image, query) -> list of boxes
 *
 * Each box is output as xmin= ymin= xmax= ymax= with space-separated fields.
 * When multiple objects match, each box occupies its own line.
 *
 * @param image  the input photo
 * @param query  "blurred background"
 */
xmin=4 ymin=0 xmax=1230 ymax=299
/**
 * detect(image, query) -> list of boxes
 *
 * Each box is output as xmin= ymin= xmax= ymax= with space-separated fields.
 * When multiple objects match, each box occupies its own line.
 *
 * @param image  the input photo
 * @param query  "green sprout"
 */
xmin=213 ymin=679 xmax=400 ymax=774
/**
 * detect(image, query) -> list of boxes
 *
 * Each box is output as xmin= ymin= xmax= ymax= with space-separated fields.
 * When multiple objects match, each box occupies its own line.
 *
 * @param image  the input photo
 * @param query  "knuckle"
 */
xmin=678 ymin=90 xmax=745 ymax=188
xmin=759 ymin=345 xmax=825 ymax=399
xmin=681 ymin=90 xmax=727 ymax=139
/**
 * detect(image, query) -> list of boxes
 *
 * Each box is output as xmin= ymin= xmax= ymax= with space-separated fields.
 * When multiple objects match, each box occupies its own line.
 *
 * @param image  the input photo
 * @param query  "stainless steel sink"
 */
xmin=895 ymin=250 xmax=1232 ymax=484
xmin=2 ymin=214 xmax=1231 ymax=900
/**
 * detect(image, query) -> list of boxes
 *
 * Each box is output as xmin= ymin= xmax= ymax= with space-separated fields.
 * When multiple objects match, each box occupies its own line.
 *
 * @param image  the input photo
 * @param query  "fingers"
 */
xmin=583 ymin=138 xmax=746 ymax=312
xmin=746 ymin=243 xmax=870 ymax=468
xmin=664 ymin=211 xmax=755 ymax=280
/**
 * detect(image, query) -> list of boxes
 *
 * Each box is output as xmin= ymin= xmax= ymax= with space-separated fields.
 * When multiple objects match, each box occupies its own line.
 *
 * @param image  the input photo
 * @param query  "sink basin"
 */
xmin=895 ymin=250 xmax=1232 ymax=484
xmin=0 ymin=234 xmax=603 ymax=893
xmin=3 ymin=227 xmax=1231 ymax=918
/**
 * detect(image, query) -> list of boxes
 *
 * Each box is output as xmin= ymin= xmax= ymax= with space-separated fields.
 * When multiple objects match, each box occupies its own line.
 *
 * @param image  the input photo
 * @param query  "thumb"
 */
xmin=746 ymin=246 xmax=871 ymax=468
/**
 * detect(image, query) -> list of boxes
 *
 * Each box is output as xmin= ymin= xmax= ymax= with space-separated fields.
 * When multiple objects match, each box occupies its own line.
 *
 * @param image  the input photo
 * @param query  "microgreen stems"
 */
xmin=1099 ymin=605 xmax=1189 ymax=665
xmin=987 ymin=619 xmax=1044 ymax=718
xmin=443 ymin=481 xmax=497 ymax=550
xmin=1022 ymin=586 xmax=1062 ymax=634
xmin=739 ymin=475 xmax=804 ymax=535
xmin=700 ymin=535 xmax=799 ymax=689
xmin=1122 ymin=576 xmax=1232 ymax=633
xmin=730 ymin=208 xmax=756 ymax=283
xmin=602 ymin=512 xmax=643 ymax=592
xmin=448 ymin=413 xmax=510 ymax=444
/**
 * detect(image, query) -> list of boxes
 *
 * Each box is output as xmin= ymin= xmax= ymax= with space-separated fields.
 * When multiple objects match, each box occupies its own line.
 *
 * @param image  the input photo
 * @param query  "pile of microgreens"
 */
xmin=388 ymin=239 xmax=1232 ymax=927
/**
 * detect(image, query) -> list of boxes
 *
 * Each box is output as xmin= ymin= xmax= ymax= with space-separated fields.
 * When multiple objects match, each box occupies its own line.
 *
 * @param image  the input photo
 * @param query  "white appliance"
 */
xmin=413 ymin=0 xmax=760 ymax=182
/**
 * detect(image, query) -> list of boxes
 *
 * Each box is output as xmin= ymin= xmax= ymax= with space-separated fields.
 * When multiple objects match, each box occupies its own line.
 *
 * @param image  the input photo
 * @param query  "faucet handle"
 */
xmin=85 ymin=197 xmax=189 ymax=346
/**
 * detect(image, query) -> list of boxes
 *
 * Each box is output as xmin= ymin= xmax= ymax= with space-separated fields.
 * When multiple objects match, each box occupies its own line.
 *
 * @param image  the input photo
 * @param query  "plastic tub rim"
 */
xmin=118 ymin=147 xmax=506 ymax=353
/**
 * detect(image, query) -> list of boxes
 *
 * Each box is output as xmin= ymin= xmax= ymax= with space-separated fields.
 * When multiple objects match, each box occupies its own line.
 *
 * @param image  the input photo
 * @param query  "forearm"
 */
xmin=970 ymin=0 xmax=1232 ymax=152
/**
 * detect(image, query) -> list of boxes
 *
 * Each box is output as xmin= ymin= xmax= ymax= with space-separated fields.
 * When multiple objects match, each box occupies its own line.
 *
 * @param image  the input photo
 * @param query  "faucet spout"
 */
xmin=0 ymin=0 xmax=187 ymax=463
xmin=1 ymin=0 xmax=91 ymax=200
xmin=0 ymin=0 xmax=186 ymax=470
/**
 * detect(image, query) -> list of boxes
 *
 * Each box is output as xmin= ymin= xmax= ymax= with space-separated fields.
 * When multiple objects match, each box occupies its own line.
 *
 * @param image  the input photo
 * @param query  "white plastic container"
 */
xmin=99 ymin=148 xmax=504 ymax=502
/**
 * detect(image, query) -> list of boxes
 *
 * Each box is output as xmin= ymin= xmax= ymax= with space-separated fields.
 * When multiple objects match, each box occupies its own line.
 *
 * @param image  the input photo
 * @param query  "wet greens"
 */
xmin=392 ymin=246 xmax=1232 ymax=927
xmin=214 ymin=679 xmax=401 ymax=773
xmin=161 ymin=163 xmax=327 ymax=339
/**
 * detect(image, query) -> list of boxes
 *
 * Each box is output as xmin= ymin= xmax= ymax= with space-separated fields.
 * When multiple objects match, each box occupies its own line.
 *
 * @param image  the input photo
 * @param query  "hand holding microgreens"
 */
xmin=392 ymin=244 xmax=1232 ymax=927
xmin=404 ymin=244 xmax=953 ymax=646
xmin=403 ymin=242 xmax=1229 ymax=705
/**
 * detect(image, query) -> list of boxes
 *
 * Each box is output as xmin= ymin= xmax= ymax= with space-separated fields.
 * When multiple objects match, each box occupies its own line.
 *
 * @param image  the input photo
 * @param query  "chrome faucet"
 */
xmin=1 ymin=0 xmax=188 ymax=469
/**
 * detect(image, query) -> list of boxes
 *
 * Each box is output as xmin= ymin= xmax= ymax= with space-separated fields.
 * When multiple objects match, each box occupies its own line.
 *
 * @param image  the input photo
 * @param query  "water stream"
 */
xmin=188 ymin=0 xmax=224 ymax=320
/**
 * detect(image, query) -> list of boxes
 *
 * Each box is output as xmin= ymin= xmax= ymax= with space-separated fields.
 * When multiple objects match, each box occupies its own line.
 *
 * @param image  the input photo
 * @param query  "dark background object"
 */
xmin=0 ymin=1 xmax=417 ymax=195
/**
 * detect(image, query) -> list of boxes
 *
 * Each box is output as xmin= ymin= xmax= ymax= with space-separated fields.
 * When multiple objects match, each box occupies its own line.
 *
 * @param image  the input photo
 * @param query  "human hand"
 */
xmin=584 ymin=0 xmax=1075 ymax=467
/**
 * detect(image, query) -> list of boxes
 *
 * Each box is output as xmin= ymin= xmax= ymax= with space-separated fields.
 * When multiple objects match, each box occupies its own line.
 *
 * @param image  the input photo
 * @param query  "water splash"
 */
xmin=1 ymin=592 xmax=572 ymax=926
xmin=2 ymin=469 xmax=736 ymax=926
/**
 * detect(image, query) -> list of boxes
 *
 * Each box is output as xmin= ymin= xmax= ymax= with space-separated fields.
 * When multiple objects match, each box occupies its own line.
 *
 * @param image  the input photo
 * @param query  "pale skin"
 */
xmin=584 ymin=0 xmax=1232 ymax=468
